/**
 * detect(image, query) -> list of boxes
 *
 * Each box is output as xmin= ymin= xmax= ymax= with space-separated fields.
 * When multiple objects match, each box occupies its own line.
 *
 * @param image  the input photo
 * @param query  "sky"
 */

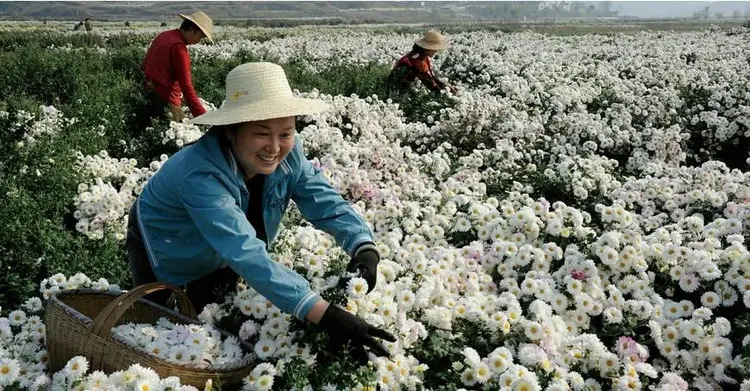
xmin=610 ymin=1 xmax=750 ymax=18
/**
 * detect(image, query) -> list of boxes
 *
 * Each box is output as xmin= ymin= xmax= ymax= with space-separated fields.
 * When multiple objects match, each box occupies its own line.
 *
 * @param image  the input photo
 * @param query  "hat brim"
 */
xmin=190 ymin=97 xmax=330 ymax=126
xmin=179 ymin=14 xmax=214 ymax=43
xmin=415 ymin=38 xmax=447 ymax=51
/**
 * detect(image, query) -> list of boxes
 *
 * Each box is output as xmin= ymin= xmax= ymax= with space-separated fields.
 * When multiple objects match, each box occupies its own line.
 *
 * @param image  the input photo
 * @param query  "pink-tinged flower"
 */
xmin=616 ymin=336 xmax=648 ymax=362
xmin=616 ymin=336 xmax=638 ymax=355
xmin=363 ymin=189 xmax=376 ymax=200
xmin=571 ymin=270 xmax=588 ymax=280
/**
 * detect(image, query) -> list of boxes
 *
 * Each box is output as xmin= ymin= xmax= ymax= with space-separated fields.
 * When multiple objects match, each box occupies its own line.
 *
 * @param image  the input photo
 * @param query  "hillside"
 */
xmin=0 ymin=1 xmax=622 ymax=22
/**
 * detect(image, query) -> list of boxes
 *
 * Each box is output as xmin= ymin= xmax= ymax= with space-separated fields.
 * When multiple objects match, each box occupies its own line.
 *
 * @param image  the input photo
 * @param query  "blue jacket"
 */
xmin=135 ymin=129 xmax=374 ymax=320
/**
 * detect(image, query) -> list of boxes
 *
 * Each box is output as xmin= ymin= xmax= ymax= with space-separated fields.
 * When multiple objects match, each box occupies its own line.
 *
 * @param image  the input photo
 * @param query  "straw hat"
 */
xmin=190 ymin=62 xmax=329 ymax=126
xmin=415 ymin=30 xmax=448 ymax=51
xmin=179 ymin=11 xmax=214 ymax=43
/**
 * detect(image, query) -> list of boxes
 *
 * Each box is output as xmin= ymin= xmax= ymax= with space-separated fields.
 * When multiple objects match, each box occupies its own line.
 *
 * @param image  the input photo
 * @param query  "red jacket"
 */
xmin=388 ymin=52 xmax=446 ymax=92
xmin=141 ymin=29 xmax=206 ymax=117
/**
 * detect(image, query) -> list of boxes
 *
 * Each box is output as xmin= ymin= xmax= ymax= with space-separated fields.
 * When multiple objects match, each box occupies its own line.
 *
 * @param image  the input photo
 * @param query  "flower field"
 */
xmin=1 ymin=21 xmax=750 ymax=391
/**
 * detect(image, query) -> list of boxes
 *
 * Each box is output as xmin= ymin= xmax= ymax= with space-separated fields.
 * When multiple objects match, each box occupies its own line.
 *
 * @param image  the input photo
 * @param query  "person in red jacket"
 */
xmin=140 ymin=11 xmax=213 ymax=123
xmin=386 ymin=30 xmax=457 ymax=98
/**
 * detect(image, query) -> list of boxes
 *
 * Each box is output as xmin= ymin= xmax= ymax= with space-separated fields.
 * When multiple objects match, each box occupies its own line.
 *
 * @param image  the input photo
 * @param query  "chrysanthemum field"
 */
xmin=1 ymin=21 xmax=749 ymax=391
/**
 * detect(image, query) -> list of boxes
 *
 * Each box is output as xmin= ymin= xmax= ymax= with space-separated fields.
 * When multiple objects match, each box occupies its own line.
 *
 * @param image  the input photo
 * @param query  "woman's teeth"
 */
xmin=259 ymin=155 xmax=276 ymax=162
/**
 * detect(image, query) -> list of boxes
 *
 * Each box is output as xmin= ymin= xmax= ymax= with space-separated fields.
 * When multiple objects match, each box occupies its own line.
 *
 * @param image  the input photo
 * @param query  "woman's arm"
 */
xmin=290 ymin=138 xmax=375 ymax=256
xmin=414 ymin=57 xmax=447 ymax=92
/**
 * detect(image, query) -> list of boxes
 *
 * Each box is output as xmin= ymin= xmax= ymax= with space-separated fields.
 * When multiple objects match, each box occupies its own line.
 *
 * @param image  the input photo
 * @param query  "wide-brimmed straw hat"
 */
xmin=190 ymin=62 xmax=329 ymax=126
xmin=179 ymin=11 xmax=214 ymax=43
xmin=415 ymin=30 xmax=448 ymax=51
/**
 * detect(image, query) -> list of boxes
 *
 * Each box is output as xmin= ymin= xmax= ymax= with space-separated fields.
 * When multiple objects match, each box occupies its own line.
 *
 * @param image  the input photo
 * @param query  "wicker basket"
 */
xmin=45 ymin=282 xmax=254 ymax=389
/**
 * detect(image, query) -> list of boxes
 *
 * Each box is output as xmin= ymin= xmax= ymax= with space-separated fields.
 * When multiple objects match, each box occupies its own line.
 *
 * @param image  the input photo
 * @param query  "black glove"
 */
xmin=345 ymin=245 xmax=380 ymax=293
xmin=319 ymin=305 xmax=396 ymax=364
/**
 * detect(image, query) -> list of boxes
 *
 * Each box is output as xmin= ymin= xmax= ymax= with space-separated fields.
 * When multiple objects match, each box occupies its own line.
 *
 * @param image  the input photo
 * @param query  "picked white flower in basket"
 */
xmin=44 ymin=282 xmax=255 ymax=389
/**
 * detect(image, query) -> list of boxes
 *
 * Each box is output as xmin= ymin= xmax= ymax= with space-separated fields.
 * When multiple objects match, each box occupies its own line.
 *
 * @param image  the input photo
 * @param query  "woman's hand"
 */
xmin=346 ymin=248 xmax=380 ymax=293
xmin=318 ymin=305 xmax=397 ymax=364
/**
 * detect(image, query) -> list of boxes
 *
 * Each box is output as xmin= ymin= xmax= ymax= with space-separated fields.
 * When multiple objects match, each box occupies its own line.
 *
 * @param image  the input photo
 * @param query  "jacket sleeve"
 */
xmin=290 ymin=138 xmax=374 ymax=256
xmin=171 ymin=44 xmax=207 ymax=117
xmin=178 ymin=170 xmax=320 ymax=320
xmin=414 ymin=58 xmax=446 ymax=91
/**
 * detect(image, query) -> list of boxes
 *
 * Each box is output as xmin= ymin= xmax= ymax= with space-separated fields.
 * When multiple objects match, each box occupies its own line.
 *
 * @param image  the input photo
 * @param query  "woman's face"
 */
xmin=185 ymin=29 xmax=206 ymax=45
xmin=228 ymin=117 xmax=296 ymax=179
xmin=425 ymin=49 xmax=438 ymax=57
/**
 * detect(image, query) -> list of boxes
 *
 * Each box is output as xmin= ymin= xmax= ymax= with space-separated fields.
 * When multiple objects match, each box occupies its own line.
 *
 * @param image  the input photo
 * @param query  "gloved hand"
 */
xmin=345 ymin=245 xmax=380 ymax=293
xmin=318 ymin=305 xmax=396 ymax=364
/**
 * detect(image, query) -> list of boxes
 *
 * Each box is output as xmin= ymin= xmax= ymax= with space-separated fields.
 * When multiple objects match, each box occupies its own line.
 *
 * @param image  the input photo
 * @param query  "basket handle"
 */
xmin=88 ymin=282 xmax=197 ymax=340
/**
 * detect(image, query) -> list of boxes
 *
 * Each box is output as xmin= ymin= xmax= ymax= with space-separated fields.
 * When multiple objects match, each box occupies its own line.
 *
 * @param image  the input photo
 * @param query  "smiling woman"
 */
xmin=126 ymin=61 xmax=395 ymax=365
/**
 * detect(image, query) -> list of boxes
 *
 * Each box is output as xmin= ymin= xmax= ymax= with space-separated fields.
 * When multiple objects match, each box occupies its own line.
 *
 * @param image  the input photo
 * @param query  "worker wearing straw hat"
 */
xmin=127 ymin=62 xmax=395 ymax=363
xmin=140 ymin=11 xmax=213 ymax=123
xmin=387 ymin=29 xmax=457 ymax=96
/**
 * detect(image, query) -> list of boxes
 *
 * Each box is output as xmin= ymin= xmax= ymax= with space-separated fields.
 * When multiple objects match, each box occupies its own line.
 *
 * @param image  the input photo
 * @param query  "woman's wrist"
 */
xmin=305 ymin=298 xmax=330 ymax=324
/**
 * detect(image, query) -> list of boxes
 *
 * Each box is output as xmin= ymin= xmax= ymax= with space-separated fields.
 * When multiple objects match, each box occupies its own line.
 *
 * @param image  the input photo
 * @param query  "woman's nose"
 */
xmin=265 ymin=137 xmax=281 ymax=153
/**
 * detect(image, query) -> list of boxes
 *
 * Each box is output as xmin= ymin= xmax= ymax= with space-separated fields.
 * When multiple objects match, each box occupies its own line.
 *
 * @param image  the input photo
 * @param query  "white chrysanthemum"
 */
xmin=254 ymin=339 xmax=276 ymax=360
xmin=167 ymin=346 xmax=192 ymax=364
xmin=254 ymin=374 xmax=274 ymax=391
xmin=678 ymin=273 xmax=700 ymax=293
xmin=134 ymin=379 xmax=158 ymax=391
xmin=459 ymin=367 xmax=478 ymax=386
xmin=511 ymin=378 xmax=541 ymax=391
xmin=63 ymin=356 xmax=89 ymax=381
xmin=8 ymin=310 xmax=26 ymax=326
xmin=0 ymin=358 xmax=21 ymax=387
xmin=346 ymin=277 xmax=369 ymax=299
xmin=474 ymin=362 xmax=492 ymax=383
xmin=22 ymin=297 xmax=43 ymax=313
xmin=598 ymin=353 xmax=619 ymax=376
xmin=603 ymin=307 xmax=623 ymax=324
xmin=700 ymin=291 xmax=721 ymax=309
xmin=523 ymin=321 xmax=544 ymax=340
xmin=239 ymin=320 xmax=260 ymax=340
xmin=160 ymin=376 xmax=183 ymax=390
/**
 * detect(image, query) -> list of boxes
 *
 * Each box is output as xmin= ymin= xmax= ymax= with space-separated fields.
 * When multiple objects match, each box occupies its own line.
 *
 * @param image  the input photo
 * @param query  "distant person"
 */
xmin=386 ymin=30 xmax=457 ymax=98
xmin=73 ymin=21 xmax=83 ymax=31
xmin=139 ymin=11 xmax=213 ymax=124
xmin=83 ymin=18 xmax=94 ymax=45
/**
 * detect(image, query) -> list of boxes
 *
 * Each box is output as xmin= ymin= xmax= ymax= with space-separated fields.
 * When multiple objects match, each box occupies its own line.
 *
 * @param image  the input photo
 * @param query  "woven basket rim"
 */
xmin=48 ymin=288 xmax=256 ymax=372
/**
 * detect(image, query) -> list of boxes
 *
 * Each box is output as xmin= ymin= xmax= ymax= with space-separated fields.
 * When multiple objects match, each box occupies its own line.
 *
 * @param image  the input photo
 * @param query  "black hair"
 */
xmin=179 ymin=19 xmax=202 ymax=33
xmin=206 ymin=124 xmax=242 ymax=148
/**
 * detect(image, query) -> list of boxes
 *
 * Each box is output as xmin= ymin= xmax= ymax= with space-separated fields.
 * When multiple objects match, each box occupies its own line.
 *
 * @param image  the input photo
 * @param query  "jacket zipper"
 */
xmin=229 ymin=149 xmax=291 ymax=244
